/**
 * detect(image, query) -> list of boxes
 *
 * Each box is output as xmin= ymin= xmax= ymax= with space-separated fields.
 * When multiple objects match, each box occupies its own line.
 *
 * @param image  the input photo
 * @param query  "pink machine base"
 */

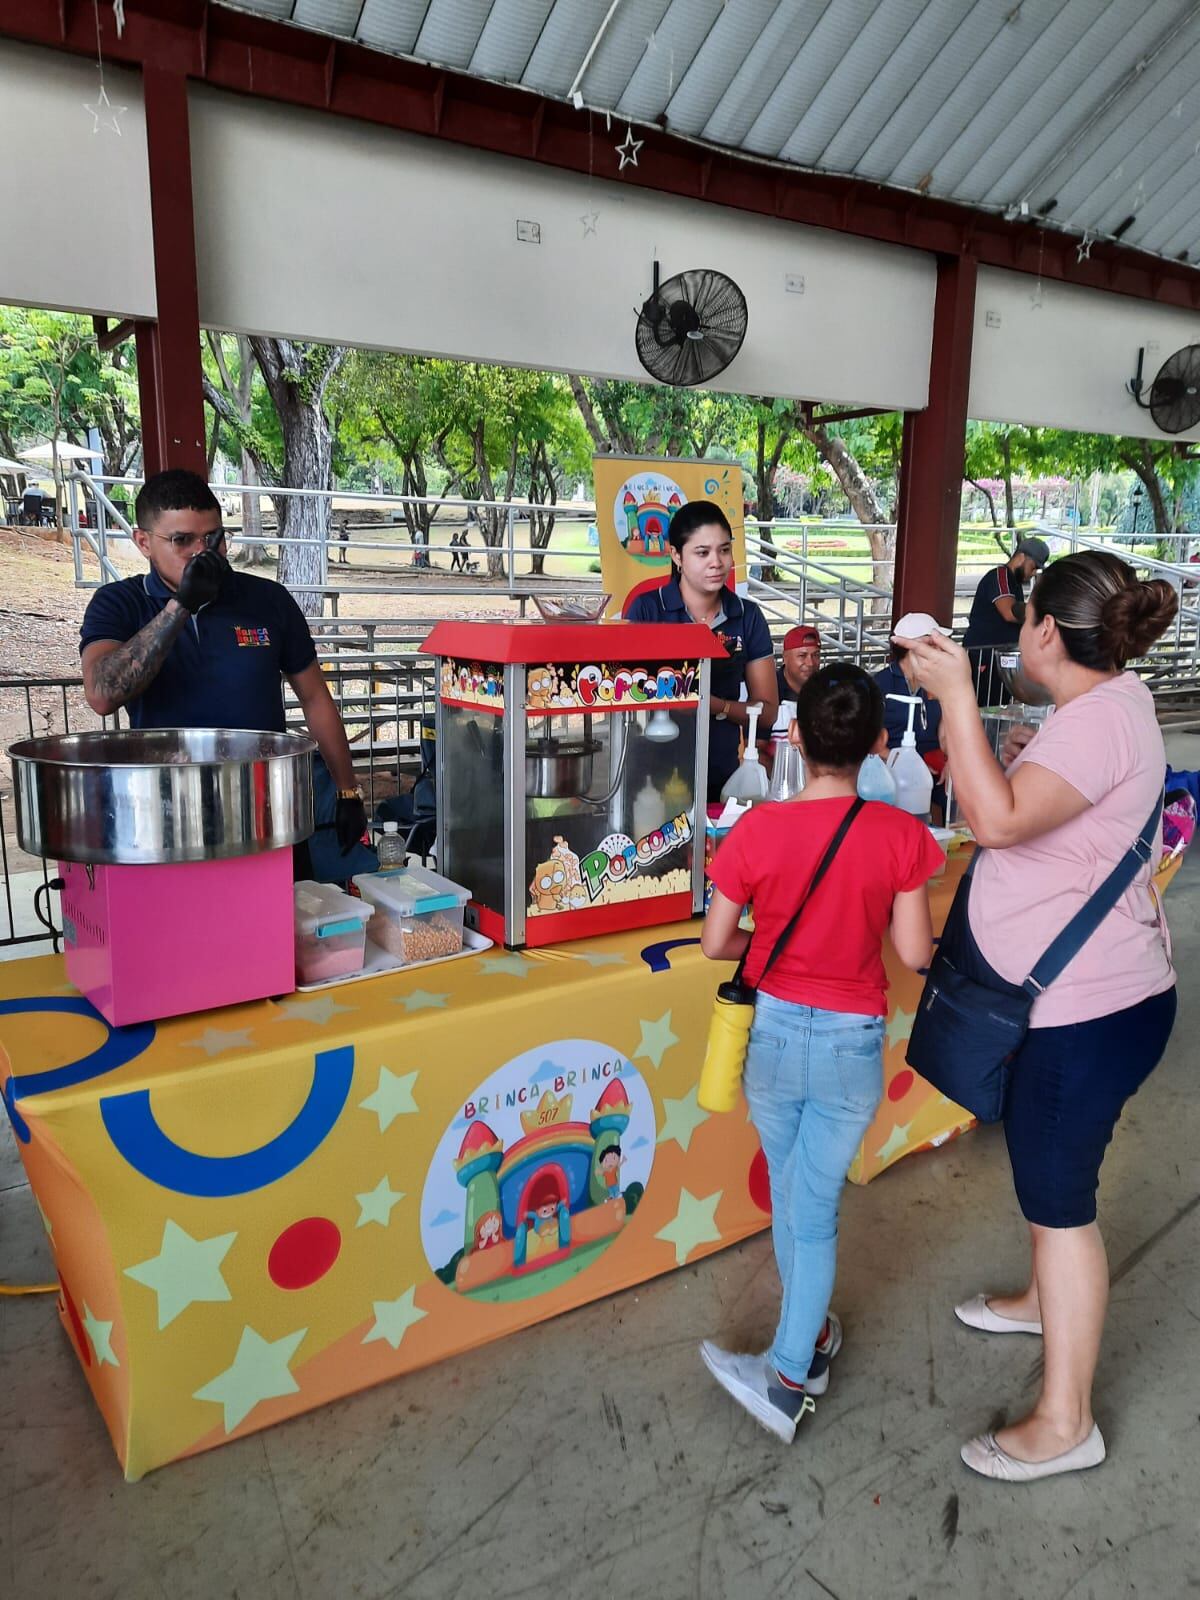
xmin=60 ymin=849 xmax=296 ymax=1027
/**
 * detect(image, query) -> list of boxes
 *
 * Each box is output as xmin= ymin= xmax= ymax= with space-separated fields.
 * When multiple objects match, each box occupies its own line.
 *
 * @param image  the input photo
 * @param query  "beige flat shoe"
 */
xmin=961 ymin=1424 xmax=1106 ymax=1482
xmin=954 ymin=1293 xmax=1042 ymax=1335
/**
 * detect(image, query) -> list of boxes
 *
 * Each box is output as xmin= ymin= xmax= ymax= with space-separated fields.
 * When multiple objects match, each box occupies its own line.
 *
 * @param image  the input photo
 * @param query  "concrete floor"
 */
xmin=3 ymin=878 xmax=1200 ymax=1598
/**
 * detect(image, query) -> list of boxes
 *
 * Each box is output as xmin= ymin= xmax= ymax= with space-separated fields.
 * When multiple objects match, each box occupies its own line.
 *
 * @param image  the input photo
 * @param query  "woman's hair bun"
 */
xmin=1099 ymin=578 xmax=1178 ymax=666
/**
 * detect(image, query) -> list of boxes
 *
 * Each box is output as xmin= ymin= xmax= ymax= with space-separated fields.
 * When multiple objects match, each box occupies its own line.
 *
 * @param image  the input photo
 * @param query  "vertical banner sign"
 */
xmin=593 ymin=456 xmax=746 ymax=615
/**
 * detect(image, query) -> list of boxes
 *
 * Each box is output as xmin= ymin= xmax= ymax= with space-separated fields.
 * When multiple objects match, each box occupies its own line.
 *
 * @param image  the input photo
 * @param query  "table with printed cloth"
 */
xmin=0 ymin=855 xmax=984 ymax=1480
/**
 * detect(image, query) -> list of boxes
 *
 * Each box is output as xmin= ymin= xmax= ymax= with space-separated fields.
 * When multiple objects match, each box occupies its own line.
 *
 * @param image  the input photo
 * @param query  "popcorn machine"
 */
xmin=423 ymin=620 xmax=725 ymax=947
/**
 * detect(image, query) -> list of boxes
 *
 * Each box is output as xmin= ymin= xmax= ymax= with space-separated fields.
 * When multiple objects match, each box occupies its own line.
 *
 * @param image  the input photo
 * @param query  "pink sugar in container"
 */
xmin=9 ymin=728 xmax=316 ymax=1026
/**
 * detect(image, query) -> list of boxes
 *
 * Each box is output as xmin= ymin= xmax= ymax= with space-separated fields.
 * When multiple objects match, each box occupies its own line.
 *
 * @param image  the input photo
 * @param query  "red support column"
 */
xmin=893 ymin=253 xmax=977 ymax=625
xmin=137 ymin=66 xmax=206 ymax=478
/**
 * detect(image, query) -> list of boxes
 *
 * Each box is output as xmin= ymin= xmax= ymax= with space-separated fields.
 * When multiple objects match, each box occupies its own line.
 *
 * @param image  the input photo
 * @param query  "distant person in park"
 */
xmin=78 ymin=468 xmax=368 ymax=867
xmin=963 ymin=536 xmax=1049 ymax=705
xmin=624 ymin=500 xmax=777 ymax=801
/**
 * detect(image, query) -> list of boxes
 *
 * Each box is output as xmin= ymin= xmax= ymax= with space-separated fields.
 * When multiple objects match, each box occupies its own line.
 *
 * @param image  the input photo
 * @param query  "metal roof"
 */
xmin=218 ymin=0 xmax=1200 ymax=266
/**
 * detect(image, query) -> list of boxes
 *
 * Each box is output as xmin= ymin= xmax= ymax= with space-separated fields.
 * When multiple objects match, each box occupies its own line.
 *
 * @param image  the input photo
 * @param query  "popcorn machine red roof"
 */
xmin=423 ymin=620 xmax=726 ymax=948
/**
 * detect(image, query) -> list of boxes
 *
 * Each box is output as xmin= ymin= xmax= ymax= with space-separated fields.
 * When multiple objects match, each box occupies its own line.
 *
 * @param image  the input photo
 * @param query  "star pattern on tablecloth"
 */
xmin=356 ymin=1176 xmax=405 ymax=1228
xmin=886 ymin=1007 xmax=915 ymax=1050
xmin=635 ymin=1009 xmax=678 ymax=1069
xmin=125 ymin=1219 xmax=237 ymax=1329
xmin=875 ymin=1121 xmax=913 ymax=1164
xmin=81 ymin=1302 xmax=119 ymax=1367
xmin=193 ymin=1325 xmax=306 ymax=1433
xmin=479 ymin=954 xmax=537 ymax=979
xmin=394 ymin=989 xmax=450 ymax=1012
xmin=362 ymin=1286 xmax=426 ymax=1350
xmin=272 ymin=995 xmax=354 ymax=1025
xmin=655 ymin=1187 xmax=723 ymax=1266
xmin=657 ymin=1083 xmax=709 ymax=1153
xmin=572 ymin=950 xmax=627 ymax=967
xmin=360 ymin=1066 xmax=419 ymax=1131
xmin=181 ymin=1026 xmax=255 ymax=1057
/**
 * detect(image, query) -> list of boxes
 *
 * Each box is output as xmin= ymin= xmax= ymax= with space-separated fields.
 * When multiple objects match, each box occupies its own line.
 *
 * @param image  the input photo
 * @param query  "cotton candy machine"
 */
xmin=994 ymin=651 xmax=1055 ymax=709
xmin=8 ymin=728 xmax=316 ymax=1024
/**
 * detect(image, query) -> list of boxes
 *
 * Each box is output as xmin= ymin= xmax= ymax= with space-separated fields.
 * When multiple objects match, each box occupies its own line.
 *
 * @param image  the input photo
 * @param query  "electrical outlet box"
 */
xmin=784 ymin=273 xmax=805 ymax=294
xmin=516 ymin=220 xmax=541 ymax=244
xmin=985 ymin=310 xmax=1002 ymax=329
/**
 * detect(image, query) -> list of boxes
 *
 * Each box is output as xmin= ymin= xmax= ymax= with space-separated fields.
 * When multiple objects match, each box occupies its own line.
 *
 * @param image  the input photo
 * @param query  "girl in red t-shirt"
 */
xmin=699 ymin=664 xmax=944 ymax=1441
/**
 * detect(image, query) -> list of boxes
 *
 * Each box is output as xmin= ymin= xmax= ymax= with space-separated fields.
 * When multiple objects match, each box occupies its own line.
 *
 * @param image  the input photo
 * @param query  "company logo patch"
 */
xmin=235 ymin=627 xmax=270 ymax=647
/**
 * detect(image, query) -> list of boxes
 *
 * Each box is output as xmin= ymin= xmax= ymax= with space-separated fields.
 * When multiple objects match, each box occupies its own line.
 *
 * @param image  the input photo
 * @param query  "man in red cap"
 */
xmin=777 ymin=624 xmax=821 ymax=704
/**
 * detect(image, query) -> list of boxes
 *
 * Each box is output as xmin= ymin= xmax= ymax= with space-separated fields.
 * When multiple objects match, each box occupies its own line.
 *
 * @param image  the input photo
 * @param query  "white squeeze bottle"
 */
xmin=633 ymin=776 xmax=663 ymax=839
xmin=885 ymin=694 xmax=934 ymax=822
xmin=719 ymin=702 xmax=770 ymax=804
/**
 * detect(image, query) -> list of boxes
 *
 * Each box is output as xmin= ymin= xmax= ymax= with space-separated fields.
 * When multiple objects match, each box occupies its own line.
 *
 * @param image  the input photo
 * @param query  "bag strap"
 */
xmin=1021 ymin=795 xmax=1163 ymax=998
xmin=733 ymin=797 xmax=866 ymax=989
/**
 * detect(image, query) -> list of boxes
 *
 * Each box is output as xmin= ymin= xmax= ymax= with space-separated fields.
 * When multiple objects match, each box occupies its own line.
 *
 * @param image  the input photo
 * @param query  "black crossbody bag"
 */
xmin=906 ymin=797 xmax=1163 ymax=1123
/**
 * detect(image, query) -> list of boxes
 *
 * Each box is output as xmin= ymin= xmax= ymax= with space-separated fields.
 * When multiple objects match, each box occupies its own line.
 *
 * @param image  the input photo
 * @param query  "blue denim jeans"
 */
xmin=744 ymin=991 xmax=885 ymax=1385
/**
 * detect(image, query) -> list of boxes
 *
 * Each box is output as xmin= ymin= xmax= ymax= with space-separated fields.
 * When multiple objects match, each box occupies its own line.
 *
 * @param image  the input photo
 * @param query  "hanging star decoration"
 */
xmin=615 ymin=126 xmax=643 ymax=171
xmin=1076 ymin=232 xmax=1094 ymax=263
xmin=85 ymin=81 xmax=127 ymax=136
xmin=580 ymin=210 xmax=600 ymax=238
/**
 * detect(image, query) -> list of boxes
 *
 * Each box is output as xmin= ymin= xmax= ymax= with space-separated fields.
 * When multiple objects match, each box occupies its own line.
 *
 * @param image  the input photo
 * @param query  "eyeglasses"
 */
xmin=152 ymin=529 xmax=224 ymax=554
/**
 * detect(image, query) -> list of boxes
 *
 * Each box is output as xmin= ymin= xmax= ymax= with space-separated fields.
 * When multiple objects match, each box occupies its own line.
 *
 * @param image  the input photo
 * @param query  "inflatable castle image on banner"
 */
xmin=449 ymin=1078 xmax=639 ymax=1293
xmin=621 ymin=485 xmax=683 ymax=559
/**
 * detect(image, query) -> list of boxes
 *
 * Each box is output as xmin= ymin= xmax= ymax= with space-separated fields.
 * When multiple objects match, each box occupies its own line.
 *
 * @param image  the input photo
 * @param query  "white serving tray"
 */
xmin=295 ymin=926 xmax=493 ymax=992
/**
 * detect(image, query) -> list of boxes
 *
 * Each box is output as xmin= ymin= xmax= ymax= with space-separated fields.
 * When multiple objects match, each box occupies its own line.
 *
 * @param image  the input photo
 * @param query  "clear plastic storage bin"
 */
xmin=354 ymin=865 xmax=471 ymax=965
xmin=294 ymin=880 xmax=373 ymax=983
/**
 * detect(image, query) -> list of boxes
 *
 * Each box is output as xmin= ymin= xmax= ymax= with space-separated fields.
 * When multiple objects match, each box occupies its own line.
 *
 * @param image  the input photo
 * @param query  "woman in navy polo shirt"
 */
xmin=625 ymin=501 xmax=777 ymax=800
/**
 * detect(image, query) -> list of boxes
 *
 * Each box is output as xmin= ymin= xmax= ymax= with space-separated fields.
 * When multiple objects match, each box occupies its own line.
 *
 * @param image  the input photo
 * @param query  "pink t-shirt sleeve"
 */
xmin=1015 ymin=693 xmax=1138 ymax=805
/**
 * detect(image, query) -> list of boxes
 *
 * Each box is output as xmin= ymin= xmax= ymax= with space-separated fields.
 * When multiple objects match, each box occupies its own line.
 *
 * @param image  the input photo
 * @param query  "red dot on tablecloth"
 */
xmin=268 ymin=1217 xmax=341 ymax=1289
xmin=887 ymin=1069 xmax=915 ymax=1103
xmin=748 ymin=1148 xmax=771 ymax=1214
xmin=59 ymin=1274 xmax=91 ymax=1367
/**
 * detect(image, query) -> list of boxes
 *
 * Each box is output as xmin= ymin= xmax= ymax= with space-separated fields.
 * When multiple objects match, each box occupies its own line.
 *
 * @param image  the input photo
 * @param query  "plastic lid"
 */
xmin=353 ymin=863 xmax=471 ymax=915
xmin=294 ymin=880 xmax=372 ymax=936
xmin=382 ymin=821 xmax=400 ymax=835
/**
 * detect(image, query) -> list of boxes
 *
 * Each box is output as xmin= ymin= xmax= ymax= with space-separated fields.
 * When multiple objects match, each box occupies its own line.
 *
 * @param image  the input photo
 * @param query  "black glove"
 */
xmin=335 ymin=794 xmax=369 ymax=855
xmin=175 ymin=549 xmax=227 ymax=614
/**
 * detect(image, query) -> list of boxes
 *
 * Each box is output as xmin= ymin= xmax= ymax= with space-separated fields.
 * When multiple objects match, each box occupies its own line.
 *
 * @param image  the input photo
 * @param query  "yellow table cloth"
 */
xmin=0 ymin=864 xmax=979 ymax=1479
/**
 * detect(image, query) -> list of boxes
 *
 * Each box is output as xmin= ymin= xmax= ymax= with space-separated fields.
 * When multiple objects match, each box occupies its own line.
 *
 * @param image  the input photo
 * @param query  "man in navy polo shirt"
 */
xmin=80 ymin=469 xmax=367 ymax=855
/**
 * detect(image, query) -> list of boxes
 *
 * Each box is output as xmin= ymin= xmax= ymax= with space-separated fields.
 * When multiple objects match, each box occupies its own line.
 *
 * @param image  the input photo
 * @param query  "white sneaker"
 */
xmin=955 ymin=1293 xmax=1042 ymax=1336
xmin=699 ymin=1343 xmax=815 ymax=1443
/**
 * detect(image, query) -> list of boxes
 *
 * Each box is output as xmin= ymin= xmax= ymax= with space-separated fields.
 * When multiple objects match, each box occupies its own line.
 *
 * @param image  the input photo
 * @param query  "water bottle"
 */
xmin=377 ymin=821 xmax=406 ymax=869
xmin=857 ymin=753 xmax=897 ymax=804
xmin=698 ymin=978 xmax=756 ymax=1112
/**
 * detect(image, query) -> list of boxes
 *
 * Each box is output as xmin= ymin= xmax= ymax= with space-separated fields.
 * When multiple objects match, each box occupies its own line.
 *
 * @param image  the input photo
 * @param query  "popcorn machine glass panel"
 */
xmin=427 ymin=621 xmax=723 ymax=949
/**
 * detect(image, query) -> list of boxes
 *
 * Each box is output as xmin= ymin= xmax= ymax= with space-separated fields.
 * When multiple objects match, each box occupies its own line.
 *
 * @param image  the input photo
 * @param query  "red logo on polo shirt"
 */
xmin=235 ymin=627 xmax=270 ymax=647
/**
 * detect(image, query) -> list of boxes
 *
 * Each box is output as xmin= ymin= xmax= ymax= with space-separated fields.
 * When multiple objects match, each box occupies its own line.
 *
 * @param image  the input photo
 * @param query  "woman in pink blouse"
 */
xmin=899 ymin=551 xmax=1178 ymax=1483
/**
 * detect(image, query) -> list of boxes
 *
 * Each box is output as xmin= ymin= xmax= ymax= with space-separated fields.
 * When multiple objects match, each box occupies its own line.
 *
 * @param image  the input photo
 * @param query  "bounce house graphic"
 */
xmin=422 ymin=1041 xmax=655 ymax=1303
xmin=615 ymin=472 xmax=686 ymax=563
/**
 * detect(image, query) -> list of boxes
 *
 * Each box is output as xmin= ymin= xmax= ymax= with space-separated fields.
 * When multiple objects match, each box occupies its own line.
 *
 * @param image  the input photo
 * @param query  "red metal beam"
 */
xmin=893 ymin=254 xmax=977 ymax=625
xmin=93 ymin=316 xmax=138 ymax=352
xmin=4 ymin=0 xmax=1200 ymax=313
xmin=141 ymin=64 xmax=207 ymax=475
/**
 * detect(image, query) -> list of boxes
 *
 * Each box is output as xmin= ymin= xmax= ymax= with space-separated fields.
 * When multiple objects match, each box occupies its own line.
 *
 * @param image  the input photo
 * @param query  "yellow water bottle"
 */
xmin=698 ymin=978 xmax=756 ymax=1113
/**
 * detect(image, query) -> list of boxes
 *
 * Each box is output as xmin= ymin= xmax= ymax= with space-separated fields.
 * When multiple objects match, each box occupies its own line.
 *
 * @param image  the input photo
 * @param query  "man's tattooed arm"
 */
xmin=83 ymin=602 xmax=189 ymax=715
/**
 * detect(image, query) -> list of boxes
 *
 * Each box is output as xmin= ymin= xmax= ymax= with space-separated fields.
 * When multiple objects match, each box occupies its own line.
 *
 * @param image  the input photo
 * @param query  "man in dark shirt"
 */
xmin=963 ymin=536 xmax=1049 ymax=705
xmin=79 ymin=469 xmax=367 ymax=856
xmin=776 ymin=624 xmax=821 ymax=707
